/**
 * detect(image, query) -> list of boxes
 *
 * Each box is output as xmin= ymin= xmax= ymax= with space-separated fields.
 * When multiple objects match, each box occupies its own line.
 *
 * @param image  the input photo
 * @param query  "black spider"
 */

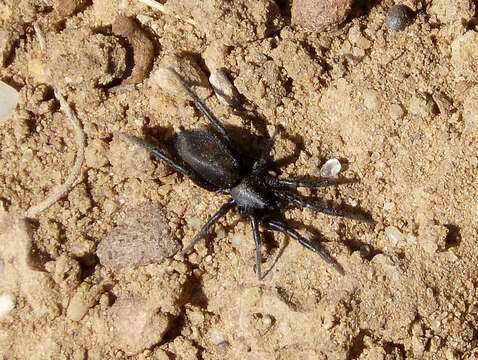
xmin=122 ymin=72 xmax=372 ymax=279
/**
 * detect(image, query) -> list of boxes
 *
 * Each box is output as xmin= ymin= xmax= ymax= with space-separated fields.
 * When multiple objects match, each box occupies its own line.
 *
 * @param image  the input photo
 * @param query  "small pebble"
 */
xmin=150 ymin=54 xmax=212 ymax=101
xmin=209 ymin=69 xmax=238 ymax=106
xmin=385 ymin=5 xmax=414 ymax=32
xmin=67 ymin=291 xmax=90 ymax=321
xmin=67 ymin=285 xmax=103 ymax=321
xmin=292 ymin=0 xmax=354 ymax=31
xmin=186 ymin=217 xmax=202 ymax=230
xmin=231 ymin=232 xmax=245 ymax=248
xmin=348 ymin=25 xmax=372 ymax=50
xmin=203 ymin=42 xmax=229 ymax=71
xmin=53 ymin=0 xmax=89 ymax=17
xmin=262 ymin=314 xmax=273 ymax=327
xmin=103 ymin=199 xmax=119 ymax=215
xmin=383 ymin=201 xmax=395 ymax=211
xmin=389 ymin=103 xmax=404 ymax=119
xmin=108 ymin=296 xmax=171 ymax=355
xmin=21 ymin=149 xmax=34 ymax=162
xmin=0 ymin=294 xmax=16 ymax=318
xmin=85 ymin=139 xmax=109 ymax=169
xmin=385 ymin=225 xmax=403 ymax=244
xmin=363 ymin=89 xmax=380 ymax=110
xmin=209 ymin=328 xmax=224 ymax=345
xmin=370 ymin=152 xmax=380 ymax=161
xmin=320 ymin=159 xmax=342 ymax=178
xmin=0 ymin=81 xmax=19 ymax=126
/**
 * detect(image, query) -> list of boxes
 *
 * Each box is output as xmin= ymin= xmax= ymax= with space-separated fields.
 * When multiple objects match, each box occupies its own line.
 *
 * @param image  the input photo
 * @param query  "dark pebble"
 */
xmin=385 ymin=5 xmax=414 ymax=32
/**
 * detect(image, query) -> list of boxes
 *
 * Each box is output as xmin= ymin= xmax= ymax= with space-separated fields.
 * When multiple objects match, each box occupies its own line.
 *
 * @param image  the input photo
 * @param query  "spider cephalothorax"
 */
xmin=123 ymin=71 xmax=372 ymax=279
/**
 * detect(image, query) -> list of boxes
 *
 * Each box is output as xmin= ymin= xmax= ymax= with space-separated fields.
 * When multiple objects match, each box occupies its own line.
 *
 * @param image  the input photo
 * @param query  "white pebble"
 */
xmin=320 ymin=158 xmax=341 ymax=178
xmin=186 ymin=217 xmax=201 ymax=230
xmin=231 ymin=232 xmax=245 ymax=248
xmin=262 ymin=314 xmax=273 ymax=327
xmin=151 ymin=67 xmax=188 ymax=99
xmin=385 ymin=226 xmax=403 ymax=244
xmin=67 ymin=292 xmax=89 ymax=321
xmin=209 ymin=328 xmax=224 ymax=344
xmin=389 ymin=103 xmax=404 ymax=119
xmin=383 ymin=202 xmax=395 ymax=211
xmin=363 ymin=89 xmax=380 ymax=110
xmin=209 ymin=69 xmax=238 ymax=106
xmin=21 ymin=149 xmax=34 ymax=162
xmin=0 ymin=293 xmax=16 ymax=318
xmin=188 ymin=310 xmax=203 ymax=324
xmin=0 ymin=81 xmax=19 ymax=126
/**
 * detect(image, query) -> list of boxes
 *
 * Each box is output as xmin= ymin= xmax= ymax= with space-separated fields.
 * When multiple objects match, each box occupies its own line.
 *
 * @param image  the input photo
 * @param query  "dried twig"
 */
xmin=26 ymin=24 xmax=85 ymax=217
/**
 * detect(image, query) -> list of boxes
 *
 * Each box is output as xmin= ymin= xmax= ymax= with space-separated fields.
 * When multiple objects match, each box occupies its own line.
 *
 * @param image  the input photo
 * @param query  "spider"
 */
xmin=122 ymin=71 xmax=372 ymax=280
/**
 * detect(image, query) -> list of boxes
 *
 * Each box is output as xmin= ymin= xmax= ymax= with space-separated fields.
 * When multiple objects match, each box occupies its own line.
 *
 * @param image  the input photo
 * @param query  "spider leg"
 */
xmin=119 ymin=132 xmax=218 ymax=191
xmin=265 ymin=176 xmax=356 ymax=189
xmin=261 ymin=219 xmax=344 ymax=275
xmin=252 ymin=130 xmax=278 ymax=175
xmin=182 ymin=199 xmax=236 ymax=254
xmin=273 ymin=190 xmax=374 ymax=224
xmin=168 ymin=68 xmax=240 ymax=157
xmin=250 ymin=216 xmax=262 ymax=280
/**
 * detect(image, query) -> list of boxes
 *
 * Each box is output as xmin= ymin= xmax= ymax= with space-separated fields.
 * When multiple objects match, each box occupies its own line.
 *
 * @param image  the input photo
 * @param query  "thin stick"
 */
xmin=26 ymin=24 xmax=85 ymax=217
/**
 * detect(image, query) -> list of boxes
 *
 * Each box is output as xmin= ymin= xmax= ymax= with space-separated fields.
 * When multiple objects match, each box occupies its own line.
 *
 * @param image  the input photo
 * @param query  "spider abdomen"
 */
xmin=176 ymin=129 xmax=242 ymax=189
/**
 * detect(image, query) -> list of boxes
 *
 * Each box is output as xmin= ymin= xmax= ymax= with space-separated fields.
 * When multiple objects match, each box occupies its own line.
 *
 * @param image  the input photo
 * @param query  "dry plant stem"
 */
xmin=26 ymin=24 xmax=85 ymax=218
xmin=138 ymin=0 xmax=196 ymax=25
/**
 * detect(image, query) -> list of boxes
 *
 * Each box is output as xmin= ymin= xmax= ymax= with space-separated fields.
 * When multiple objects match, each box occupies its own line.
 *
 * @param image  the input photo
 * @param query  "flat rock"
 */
xmin=97 ymin=202 xmax=180 ymax=272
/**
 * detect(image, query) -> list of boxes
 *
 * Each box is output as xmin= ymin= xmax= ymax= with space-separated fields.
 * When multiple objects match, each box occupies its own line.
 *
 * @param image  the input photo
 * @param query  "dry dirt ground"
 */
xmin=1 ymin=0 xmax=478 ymax=359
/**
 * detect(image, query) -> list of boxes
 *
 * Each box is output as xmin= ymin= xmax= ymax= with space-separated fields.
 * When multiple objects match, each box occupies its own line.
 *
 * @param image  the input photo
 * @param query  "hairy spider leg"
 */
xmin=266 ymin=176 xmax=355 ymax=188
xmin=120 ymin=133 xmax=218 ymax=191
xmin=182 ymin=199 xmax=236 ymax=254
xmin=250 ymin=216 xmax=263 ymax=280
xmin=273 ymin=190 xmax=374 ymax=224
xmin=262 ymin=219 xmax=345 ymax=275
xmin=168 ymin=68 xmax=241 ymax=158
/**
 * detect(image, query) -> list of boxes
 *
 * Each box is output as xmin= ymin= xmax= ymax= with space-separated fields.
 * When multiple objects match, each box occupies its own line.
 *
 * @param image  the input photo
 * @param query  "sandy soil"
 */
xmin=1 ymin=0 xmax=478 ymax=359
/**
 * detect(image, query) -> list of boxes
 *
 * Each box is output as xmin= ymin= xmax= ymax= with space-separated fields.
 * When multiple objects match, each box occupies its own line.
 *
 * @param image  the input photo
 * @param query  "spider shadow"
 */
xmin=264 ymin=197 xmax=375 ymax=275
xmin=284 ymin=217 xmax=345 ymax=267
xmin=258 ymin=217 xmax=346 ymax=278
xmin=261 ymin=228 xmax=290 ymax=279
